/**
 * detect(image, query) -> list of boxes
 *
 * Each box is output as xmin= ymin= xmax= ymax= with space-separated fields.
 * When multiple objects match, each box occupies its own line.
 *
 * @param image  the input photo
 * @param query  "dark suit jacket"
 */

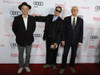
xmin=12 ymin=15 xmax=36 ymax=46
xmin=35 ymin=14 xmax=63 ymax=44
xmin=62 ymin=16 xmax=83 ymax=45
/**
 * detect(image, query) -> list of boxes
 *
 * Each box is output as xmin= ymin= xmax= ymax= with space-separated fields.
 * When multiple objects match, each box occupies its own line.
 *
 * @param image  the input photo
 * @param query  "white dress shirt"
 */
xmin=22 ymin=15 xmax=28 ymax=30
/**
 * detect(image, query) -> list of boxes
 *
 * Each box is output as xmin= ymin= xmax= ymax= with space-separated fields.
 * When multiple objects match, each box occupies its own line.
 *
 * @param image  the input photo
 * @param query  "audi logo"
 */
xmin=90 ymin=35 xmax=99 ymax=39
xmin=10 ymin=11 xmax=21 ymax=15
xmin=57 ymin=53 xmax=61 ymax=57
xmin=95 ymin=6 xmax=100 ymax=12
xmin=10 ymin=43 xmax=17 ymax=48
xmin=34 ymin=34 xmax=42 ymax=37
xmin=33 ymin=1 xmax=44 ymax=6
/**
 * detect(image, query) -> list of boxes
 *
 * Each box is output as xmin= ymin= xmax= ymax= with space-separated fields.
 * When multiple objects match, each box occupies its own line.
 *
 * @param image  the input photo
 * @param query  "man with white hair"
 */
xmin=59 ymin=6 xmax=84 ymax=74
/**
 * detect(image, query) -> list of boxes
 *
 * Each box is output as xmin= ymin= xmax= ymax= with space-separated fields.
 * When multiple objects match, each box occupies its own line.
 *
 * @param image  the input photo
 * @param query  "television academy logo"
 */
xmin=33 ymin=1 xmax=44 ymax=8
xmin=95 ymin=6 xmax=100 ymax=12
xmin=10 ymin=11 xmax=21 ymax=17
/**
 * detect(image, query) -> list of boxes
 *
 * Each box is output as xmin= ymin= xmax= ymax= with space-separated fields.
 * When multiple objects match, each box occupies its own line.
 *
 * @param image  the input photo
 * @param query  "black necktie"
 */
xmin=73 ymin=18 xmax=75 ymax=29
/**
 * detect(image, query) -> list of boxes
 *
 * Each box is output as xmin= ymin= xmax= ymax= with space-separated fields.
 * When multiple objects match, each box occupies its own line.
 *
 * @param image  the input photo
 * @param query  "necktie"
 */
xmin=73 ymin=18 xmax=75 ymax=29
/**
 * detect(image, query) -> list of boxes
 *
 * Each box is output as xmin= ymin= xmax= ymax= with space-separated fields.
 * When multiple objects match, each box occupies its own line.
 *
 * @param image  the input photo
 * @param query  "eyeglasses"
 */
xmin=55 ymin=9 xmax=61 ymax=13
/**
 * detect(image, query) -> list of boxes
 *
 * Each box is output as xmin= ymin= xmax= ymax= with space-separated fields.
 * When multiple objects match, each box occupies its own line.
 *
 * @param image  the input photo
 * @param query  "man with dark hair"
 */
xmin=32 ymin=6 xmax=63 ymax=70
xmin=12 ymin=2 xmax=36 ymax=74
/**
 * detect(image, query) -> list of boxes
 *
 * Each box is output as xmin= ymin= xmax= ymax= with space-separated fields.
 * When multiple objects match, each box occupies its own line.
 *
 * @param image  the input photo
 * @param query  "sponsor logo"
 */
xmin=90 ymin=35 xmax=99 ymax=40
xmin=10 ymin=53 xmax=18 ymax=57
xmin=0 ymin=11 xmax=3 ymax=15
xmin=4 ymin=34 xmax=14 ymax=37
xmin=10 ymin=11 xmax=21 ymax=17
xmin=95 ymin=6 xmax=100 ymax=12
xmin=93 ymin=17 xmax=100 ymax=21
xmin=70 ymin=6 xmax=90 ymax=10
xmin=88 ymin=45 xmax=97 ymax=49
xmin=0 ymin=44 xmax=4 ymax=47
xmin=33 ymin=1 xmax=44 ymax=8
xmin=57 ymin=53 xmax=61 ymax=57
xmin=34 ymin=34 xmax=42 ymax=37
xmin=32 ymin=44 xmax=42 ymax=49
xmin=3 ymin=0 xmax=22 ymax=4
xmin=10 ymin=43 xmax=17 ymax=49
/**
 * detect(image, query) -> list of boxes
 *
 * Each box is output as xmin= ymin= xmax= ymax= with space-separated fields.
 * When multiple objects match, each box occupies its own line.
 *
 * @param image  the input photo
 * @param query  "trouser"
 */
xmin=61 ymin=44 xmax=78 ymax=69
xmin=17 ymin=44 xmax=32 ymax=68
xmin=46 ymin=37 xmax=59 ymax=65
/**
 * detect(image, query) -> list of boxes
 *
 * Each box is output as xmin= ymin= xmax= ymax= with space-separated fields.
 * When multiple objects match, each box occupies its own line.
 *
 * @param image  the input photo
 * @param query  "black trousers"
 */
xmin=61 ymin=44 xmax=78 ymax=69
xmin=45 ymin=37 xmax=59 ymax=65
xmin=99 ymin=61 xmax=100 ymax=68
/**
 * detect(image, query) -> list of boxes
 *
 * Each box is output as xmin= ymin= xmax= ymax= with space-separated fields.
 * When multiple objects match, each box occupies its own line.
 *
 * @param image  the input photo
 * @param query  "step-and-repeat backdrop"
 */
xmin=0 ymin=0 xmax=100 ymax=63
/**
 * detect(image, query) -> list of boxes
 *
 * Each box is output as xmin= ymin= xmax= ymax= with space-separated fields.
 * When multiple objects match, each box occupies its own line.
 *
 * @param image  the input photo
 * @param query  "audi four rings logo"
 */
xmin=33 ymin=1 xmax=44 ymax=6
xmin=95 ymin=6 xmax=100 ymax=12
xmin=90 ymin=35 xmax=99 ymax=39
xmin=10 ymin=11 xmax=21 ymax=16
xmin=10 ymin=43 xmax=17 ymax=48
xmin=34 ymin=34 xmax=42 ymax=37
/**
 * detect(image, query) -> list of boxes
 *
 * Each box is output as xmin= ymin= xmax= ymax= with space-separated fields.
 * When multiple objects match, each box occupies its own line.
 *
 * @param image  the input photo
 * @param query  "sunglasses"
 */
xmin=55 ymin=9 xmax=61 ymax=13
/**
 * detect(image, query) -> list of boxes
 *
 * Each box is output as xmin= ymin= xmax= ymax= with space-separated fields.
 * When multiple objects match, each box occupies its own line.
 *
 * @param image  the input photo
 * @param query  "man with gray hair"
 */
xmin=59 ymin=6 xmax=84 ymax=74
xmin=12 ymin=2 xmax=36 ymax=74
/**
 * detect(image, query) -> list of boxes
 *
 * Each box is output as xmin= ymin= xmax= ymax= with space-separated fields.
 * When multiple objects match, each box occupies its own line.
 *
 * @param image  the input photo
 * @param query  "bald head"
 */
xmin=71 ymin=6 xmax=78 ymax=17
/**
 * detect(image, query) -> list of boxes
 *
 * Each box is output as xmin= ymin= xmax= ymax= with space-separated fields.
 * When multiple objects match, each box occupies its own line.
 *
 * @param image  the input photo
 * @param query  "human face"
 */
xmin=71 ymin=6 xmax=78 ymax=17
xmin=21 ymin=5 xmax=29 ymax=15
xmin=54 ymin=8 xmax=61 ymax=16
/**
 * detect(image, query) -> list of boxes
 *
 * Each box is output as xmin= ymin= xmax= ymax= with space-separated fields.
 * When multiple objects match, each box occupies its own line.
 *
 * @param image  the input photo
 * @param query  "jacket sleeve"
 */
xmin=61 ymin=18 xmax=66 ymax=42
xmin=12 ymin=17 xmax=18 ymax=36
xmin=35 ymin=15 xmax=47 ymax=22
xmin=79 ymin=19 xmax=83 ymax=43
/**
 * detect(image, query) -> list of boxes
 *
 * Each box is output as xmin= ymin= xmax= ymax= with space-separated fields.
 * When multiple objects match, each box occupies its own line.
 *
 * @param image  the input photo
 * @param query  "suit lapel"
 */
xmin=74 ymin=17 xmax=79 ymax=29
xmin=69 ymin=16 xmax=73 ymax=29
xmin=20 ymin=15 xmax=26 ymax=30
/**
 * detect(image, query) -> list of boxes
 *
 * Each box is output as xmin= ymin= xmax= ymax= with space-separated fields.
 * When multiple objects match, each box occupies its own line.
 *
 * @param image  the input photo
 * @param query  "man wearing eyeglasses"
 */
xmin=32 ymin=6 xmax=63 ymax=70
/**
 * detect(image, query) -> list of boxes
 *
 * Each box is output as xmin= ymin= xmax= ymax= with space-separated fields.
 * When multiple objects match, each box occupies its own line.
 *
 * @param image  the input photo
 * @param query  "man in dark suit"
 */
xmin=59 ymin=6 xmax=83 ymax=74
xmin=12 ymin=2 xmax=36 ymax=74
xmin=99 ymin=61 xmax=100 ymax=68
xmin=33 ymin=6 xmax=63 ymax=70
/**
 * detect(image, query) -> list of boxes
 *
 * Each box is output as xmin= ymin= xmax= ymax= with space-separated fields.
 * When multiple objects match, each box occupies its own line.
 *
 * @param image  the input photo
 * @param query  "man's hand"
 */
xmin=53 ymin=43 xmax=58 ymax=48
xmin=78 ymin=43 xmax=81 ymax=47
xmin=50 ymin=43 xmax=58 ymax=50
xmin=61 ymin=41 xmax=65 ymax=47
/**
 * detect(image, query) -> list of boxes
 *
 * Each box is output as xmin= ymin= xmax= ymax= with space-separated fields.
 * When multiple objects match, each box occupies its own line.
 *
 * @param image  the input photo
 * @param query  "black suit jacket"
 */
xmin=12 ymin=15 xmax=36 ymax=46
xmin=62 ymin=16 xmax=83 ymax=45
xmin=35 ymin=14 xmax=63 ymax=44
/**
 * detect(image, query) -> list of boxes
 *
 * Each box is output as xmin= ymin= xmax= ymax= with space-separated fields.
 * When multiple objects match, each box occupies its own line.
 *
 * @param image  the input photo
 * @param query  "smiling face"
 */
xmin=21 ymin=5 xmax=29 ymax=15
xmin=54 ymin=7 xmax=61 ymax=16
xmin=71 ymin=6 xmax=78 ymax=17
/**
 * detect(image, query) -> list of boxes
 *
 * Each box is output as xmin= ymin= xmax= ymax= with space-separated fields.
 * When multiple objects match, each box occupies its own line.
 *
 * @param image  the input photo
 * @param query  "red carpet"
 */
xmin=0 ymin=64 xmax=100 ymax=75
